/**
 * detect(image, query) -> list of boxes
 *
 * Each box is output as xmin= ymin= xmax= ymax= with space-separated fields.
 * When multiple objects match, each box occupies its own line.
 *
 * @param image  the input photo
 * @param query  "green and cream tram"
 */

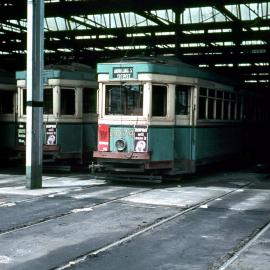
xmin=93 ymin=56 xmax=267 ymax=174
xmin=16 ymin=64 xmax=97 ymax=164
xmin=0 ymin=72 xmax=17 ymax=162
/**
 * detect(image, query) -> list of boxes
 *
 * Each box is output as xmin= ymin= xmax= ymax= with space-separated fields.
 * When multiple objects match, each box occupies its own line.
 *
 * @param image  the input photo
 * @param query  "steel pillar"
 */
xmin=26 ymin=0 xmax=44 ymax=189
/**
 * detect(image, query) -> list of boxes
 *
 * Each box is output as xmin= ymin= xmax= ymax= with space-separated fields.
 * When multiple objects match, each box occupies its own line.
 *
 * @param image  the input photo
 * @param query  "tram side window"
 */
xmin=199 ymin=88 xmax=241 ymax=121
xmin=198 ymin=87 xmax=207 ymax=119
xmin=207 ymin=89 xmax=215 ymax=119
xmin=216 ymin=91 xmax=223 ymax=120
xmin=0 ymin=90 xmax=14 ymax=114
xmin=236 ymin=95 xmax=242 ymax=120
xmin=105 ymin=84 xmax=143 ymax=115
xmin=61 ymin=88 xmax=75 ymax=115
xmin=83 ymin=88 xmax=97 ymax=114
xmin=152 ymin=85 xmax=167 ymax=117
xmin=230 ymin=93 xmax=236 ymax=120
xmin=22 ymin=88 xmax=53 ymax=115
xmin=23 ymin=89 xmax=26 ymax=115
xmin=44 ymin=88 xmax=53 ymax=114
xmin=175 ymin=85 xmax=189 ymax=115
xmin=223 ymin=92 xmax=230 ymax=120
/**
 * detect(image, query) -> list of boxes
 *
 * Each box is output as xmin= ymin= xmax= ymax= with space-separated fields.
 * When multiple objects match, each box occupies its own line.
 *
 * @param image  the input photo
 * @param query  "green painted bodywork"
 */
xmin=56 ymin=123 xmax=83 ymax=153
xmin=16 ymin=68 xmax=96 ymax=84
xmin=108 ymin=125 xmax=192 ymax=162
xmin=148 ymin=127 xmax=175 ymax=161
xmin=195 ymin=126 xmax=243 ymax=161
xmin=0 ymin=72 xmax=16 ymax=84
xmin=174 ymin=127 xmax=193 ymax=160
xmin=109 ymin=126 xmax=135 ymax=152
xmin=83 ymin=123 xmax=98 ymax=152
xmin=16 ymin=121 xmax=97 ymax=162
xmin=107 ymin=124 xmax=245 ymax=166
xmin=53 ymin=122 xmax=97 ymax=157
xmin=0 ymin=122 xmax=16 ymax=148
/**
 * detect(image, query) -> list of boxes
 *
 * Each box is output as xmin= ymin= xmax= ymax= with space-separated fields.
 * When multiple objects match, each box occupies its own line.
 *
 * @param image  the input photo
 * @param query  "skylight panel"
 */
xmin=182 ymin=7 xmax=227 ymax=24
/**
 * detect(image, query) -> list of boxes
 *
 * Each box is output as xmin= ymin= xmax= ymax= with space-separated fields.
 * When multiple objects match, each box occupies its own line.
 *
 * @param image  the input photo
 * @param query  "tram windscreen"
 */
xmin=105 ymin=84 xmax=143 ymax=115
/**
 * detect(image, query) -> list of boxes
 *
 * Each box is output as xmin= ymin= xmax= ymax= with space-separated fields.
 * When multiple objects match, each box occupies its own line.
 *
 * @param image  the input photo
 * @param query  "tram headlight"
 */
xmin=115 ymin=139 xmax=126 ymax=152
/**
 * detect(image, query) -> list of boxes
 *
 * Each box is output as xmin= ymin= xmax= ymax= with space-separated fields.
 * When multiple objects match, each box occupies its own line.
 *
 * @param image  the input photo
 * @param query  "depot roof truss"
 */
xmin=0 ymin=0 xmax=269 ymax=90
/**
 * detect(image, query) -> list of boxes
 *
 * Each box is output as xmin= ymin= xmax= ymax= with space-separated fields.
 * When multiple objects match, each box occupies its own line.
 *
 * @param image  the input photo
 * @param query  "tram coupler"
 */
xmin=89 ymin=162 xmax=104 ymax=173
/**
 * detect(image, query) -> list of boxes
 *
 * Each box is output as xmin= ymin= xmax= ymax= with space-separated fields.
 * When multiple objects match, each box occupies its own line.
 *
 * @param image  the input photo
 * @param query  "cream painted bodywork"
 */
xmin=17 ymin=78 xmax=98 ymax=123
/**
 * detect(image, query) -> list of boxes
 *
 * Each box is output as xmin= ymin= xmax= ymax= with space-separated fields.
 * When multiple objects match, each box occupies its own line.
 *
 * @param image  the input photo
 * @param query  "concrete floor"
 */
xmin=0 ymin=164 xmax=269 ymax=270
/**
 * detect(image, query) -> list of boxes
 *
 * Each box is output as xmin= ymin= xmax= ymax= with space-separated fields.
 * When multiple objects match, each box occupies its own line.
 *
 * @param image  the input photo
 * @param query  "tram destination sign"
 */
xmin=17 ymin=123 xmax=26 ymax=145
xmin=113 ymin=67 xmax=133 ymax=79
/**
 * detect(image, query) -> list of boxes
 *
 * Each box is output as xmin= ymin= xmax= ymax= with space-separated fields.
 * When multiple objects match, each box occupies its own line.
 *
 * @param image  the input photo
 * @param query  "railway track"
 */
xmin=0 ymin=183 xmax=153 ymax=236
xmin=218 ymin=220 xmax=270 ymax=270
xmin=1 ymin=174 xmax=268 ymax=270
xmin=53 ymin=182 xmax=252 ymax=270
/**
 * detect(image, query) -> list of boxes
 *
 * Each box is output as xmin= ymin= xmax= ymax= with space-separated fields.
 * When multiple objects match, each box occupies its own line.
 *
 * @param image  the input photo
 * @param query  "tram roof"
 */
xmin=0 ymin=71 xmax=16 ymax=85
xmin=16 ymin=64 xmax=96 ymax=83
xmin=97 ymin=56 xmax=233 ymax=86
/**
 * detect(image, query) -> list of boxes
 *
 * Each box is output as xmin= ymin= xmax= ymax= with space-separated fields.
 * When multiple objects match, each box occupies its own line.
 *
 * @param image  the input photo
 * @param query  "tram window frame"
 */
xmin=152 ymin=85 xmax=167 ymax=117
xmin=230 ymin=93 xmax=236 ymax=120
xmin=60 ymin=88 xmax=76 ymax=116
xmin=236 ymin=95 xmax=242 ymax=120
xmin=198 ymin=87 xmax=241 ymax=121
xmin=198 ymin=87 xmax=207 ymax=120
xmin=215 ymin=90 xmax=223 ymax=120
xmin=175 ymin=85 xmax=189 ymax=115
xmin=104 ymin=84 xmax=143 ymax=116
xmin=207 ymin=89 xmax=215 ymax=119
xmin=223 ymin=93 xmax=230 ymax=120
xmin=83 ymin=88 xmax=97 ymax=114
xmin=44 ymin=88 xmax=53 ymax=115
xmin=0 ymin=90 xmax=14 ymax=114
xmin=22 ymin=88 xmax=26 ymax=115
xmin=22 ymin=88 xmax=54 ymax=116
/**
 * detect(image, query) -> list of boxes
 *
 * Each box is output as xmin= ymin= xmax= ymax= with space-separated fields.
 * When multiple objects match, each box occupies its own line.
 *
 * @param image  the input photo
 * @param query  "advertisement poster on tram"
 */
xmin=134 ymin=126 xmax=148 ymax=152
xmin=45 ymin=124 xmax=57 ymax=145
xmin=98 ymin=124 xmax=110 ymax=151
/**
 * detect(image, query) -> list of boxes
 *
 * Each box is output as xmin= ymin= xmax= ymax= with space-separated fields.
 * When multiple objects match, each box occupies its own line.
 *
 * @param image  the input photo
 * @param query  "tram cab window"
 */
xmin=0 ymin=90 xmax=14 ymax=114
xmin=22 ymin=88 xmax=53 ymax=115
xmin=152 ymin=85 xmax=167 ymax=117
xmin=44 ymin=88 xmax=53 ymax=115
xmin=61 ymin=88 xmax=75 ymax=115
xmin=83 ymin=88 xmax=97 ymax=114
xmin=105 ymin=84 xmax=143 ymax=115
xmin=175 ymin=85 xmax=189 ymax=115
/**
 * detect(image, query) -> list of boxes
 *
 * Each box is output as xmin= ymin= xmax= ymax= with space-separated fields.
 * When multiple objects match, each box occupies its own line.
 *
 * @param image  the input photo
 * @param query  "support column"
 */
xmin=26 ymin=0 xmax=44 ymax=189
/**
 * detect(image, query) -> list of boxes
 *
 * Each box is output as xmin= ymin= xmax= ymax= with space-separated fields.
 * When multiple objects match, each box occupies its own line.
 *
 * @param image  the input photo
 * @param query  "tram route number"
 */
xmin=113 ymin=67 xmax=133 ymax=79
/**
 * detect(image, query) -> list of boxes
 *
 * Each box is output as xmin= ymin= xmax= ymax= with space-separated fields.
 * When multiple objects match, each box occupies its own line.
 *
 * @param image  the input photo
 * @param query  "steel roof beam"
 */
xmin=0 ymin=1 xmax=269 ymax=21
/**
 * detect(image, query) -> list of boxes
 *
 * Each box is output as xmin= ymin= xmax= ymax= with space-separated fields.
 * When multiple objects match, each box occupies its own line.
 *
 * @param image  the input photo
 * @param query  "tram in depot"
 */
xmin=0 ymin=71 xmax=17 ymax=162
xmin=16 ymin=63 xmax=98 ymax=164
xmin=92 ymin=56 xmax=269 ymax=175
